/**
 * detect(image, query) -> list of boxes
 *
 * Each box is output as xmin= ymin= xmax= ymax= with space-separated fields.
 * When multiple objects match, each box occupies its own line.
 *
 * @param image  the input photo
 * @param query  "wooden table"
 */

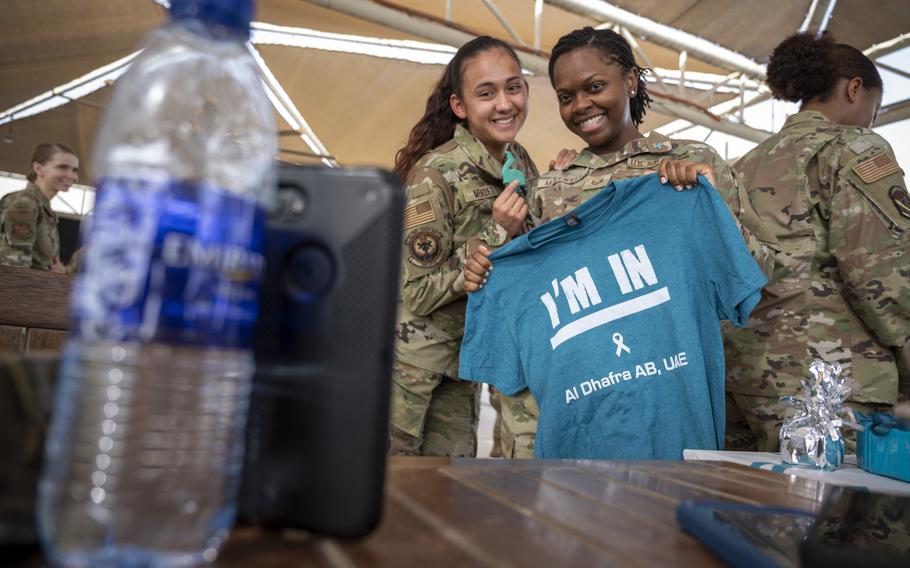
xmin=13 ymin=457 xmax=831 ymax=567
xmin=212 ymin=457 xmax=829 ymax=567
xmin=0 ymin=265 xmax=71 ymax=355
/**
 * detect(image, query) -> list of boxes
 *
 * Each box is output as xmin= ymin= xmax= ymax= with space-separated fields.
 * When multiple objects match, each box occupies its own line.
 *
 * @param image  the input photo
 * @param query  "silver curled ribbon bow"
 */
xmin=779 ymin=360 xmax=855 ymax=470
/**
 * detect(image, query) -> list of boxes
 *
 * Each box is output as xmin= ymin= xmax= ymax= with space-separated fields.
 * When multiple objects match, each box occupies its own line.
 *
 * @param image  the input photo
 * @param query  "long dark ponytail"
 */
xmin=548 ymin=27 xmax=652 ymax=127
xmin=393 ymin=36 xmax=521 ymax=181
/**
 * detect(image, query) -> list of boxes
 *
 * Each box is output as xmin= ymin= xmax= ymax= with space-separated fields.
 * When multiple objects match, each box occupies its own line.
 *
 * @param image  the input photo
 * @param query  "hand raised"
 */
xmin=492 ymin=180 xmax=528 ymax=237
xmin=549 ymin=148 xmax=578 ymax=171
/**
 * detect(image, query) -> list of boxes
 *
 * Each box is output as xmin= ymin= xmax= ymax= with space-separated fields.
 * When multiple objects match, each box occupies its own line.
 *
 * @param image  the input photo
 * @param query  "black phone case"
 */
xmin=239 ymin=164 xmax=404 ymax=538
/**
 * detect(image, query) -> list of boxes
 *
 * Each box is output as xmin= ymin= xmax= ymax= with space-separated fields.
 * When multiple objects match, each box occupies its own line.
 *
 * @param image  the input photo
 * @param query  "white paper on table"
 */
xmin=683 ymin=449 xmax=910 ymax=496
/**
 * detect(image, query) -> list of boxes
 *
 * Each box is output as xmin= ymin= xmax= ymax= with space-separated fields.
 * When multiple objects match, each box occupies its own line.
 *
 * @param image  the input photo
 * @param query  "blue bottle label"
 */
xmin=72 ymin=177 xmax=267 ymax=348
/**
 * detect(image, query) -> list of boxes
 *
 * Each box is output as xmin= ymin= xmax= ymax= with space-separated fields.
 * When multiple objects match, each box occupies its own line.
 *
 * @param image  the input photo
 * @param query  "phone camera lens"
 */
xmin=284 ymin=244 xmax=335 ymax=301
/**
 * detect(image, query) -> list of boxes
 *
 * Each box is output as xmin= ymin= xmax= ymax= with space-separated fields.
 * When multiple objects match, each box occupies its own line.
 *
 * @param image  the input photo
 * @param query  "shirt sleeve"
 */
xmin=692 ymin=144 xmax=779 ymax=278
xmin=459 ymin=285 xmax=525 ymax=395
xmin=0 ymin=193 xmax=39 ymax=268
xmin=828 ymin=139 xmax=910 ymax=385
xmin=399 ymin=167 xmax=467 ymax=317
xmin=525 ymin=176 xmax=544 ymax=229
xmin=520 ymin=149 xmax=541 ymax=232
xmin=692 ymin=178 xmax=768 ymax=327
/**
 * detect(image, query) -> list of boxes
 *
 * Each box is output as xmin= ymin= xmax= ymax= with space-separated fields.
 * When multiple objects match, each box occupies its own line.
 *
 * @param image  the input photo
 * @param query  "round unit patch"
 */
xmin=11 ymin=223 xmax=33 ymax=240
xmin=889 ymin=186 xmax=910 ymax=219
xmin=406 ymin=228 xmax=444 ymax=268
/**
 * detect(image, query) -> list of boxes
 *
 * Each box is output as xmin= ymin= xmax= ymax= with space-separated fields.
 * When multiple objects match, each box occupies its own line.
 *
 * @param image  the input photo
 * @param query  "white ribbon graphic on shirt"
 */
xmin=549 ymin=287 xmax=670 ymax=350
xmin=613 ymin=333 xmax=631 ymax=357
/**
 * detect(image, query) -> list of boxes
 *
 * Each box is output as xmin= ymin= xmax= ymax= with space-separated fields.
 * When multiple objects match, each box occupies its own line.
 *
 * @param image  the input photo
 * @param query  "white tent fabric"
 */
xmin=1 ymin=0 xmax=908 ymax=190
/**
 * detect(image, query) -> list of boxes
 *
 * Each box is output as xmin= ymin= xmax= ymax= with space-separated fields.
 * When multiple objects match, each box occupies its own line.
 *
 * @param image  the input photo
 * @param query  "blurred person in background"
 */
xmin=0 ymin=143 xmax=79 ymax=273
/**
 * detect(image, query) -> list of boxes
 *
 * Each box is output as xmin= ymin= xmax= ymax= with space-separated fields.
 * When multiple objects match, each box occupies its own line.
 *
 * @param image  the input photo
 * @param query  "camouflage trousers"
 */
xmin=0 ymin=356 xmax=58 ymax=546
xmin=488 ymin=386 xmax=503 ymax=458
xmin=499 ymin=388 xmax=539 ymax=459
xmin=389 ymin=361 xmax=480 ymax=457
xmin=724 ymin=392 xmax=896 ymax=454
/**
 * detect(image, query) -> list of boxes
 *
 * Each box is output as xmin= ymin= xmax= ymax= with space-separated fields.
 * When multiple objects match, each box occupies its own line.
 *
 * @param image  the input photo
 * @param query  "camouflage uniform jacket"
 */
xmin=0 ymin=183 xmax=59 ymax=271
xmin=726 ymin=111 xmax=910 ymax=404
xmin=396 ymin=124 xmax=538 ymax=376
xmin=526 ymin=131 xmax=779 ymax=277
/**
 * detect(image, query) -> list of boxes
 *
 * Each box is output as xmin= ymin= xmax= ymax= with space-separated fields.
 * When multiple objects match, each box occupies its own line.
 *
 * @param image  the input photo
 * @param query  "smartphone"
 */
xmin=677 ymin=488 xmax=910 ymax=568
xmin=238 ymin=164 xmax=404 ymax=538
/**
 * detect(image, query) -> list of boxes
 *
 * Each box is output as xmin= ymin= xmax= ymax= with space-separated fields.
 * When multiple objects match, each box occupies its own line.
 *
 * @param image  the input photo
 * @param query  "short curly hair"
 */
xmin=767 ymin=32 xmax=882 ymax=103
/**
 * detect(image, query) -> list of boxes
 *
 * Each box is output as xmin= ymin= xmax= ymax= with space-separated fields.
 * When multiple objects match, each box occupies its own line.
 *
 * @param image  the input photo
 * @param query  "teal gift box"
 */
xmin=856 ymin=412 xmax=910 ymax=483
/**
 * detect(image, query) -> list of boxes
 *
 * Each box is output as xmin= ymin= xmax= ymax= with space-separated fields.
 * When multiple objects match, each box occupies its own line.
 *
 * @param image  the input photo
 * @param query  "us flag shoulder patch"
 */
xmin=403 ymin=200 xmax=436 ymax=230
xmin=853 ymin=153 xmax=901 ymax=184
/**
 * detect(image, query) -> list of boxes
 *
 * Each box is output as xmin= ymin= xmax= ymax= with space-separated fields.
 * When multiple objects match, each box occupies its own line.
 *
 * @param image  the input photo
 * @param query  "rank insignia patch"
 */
xmin=889 ymin=186 xmax=910 ymax=219
xmin=403 ymin=200 xmax=436 ymax=230
xmin=406 ymin=228 xmax=444 ymax=268
xmin=853 ymin=154 xmax=900 ymax=183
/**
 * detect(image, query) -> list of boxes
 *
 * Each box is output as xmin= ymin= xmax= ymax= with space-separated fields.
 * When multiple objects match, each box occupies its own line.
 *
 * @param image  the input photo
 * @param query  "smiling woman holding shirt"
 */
xmin=462 ymin=27 xmax=780 ymax=458
xmin=390 ymin=36 xmax=566 ymax=458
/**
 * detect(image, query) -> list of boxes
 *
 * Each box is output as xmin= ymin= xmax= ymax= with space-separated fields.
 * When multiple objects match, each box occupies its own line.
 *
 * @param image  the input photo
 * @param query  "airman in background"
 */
xmin=725 ymin=33 xmax=909 ymax=453
xmin=0 ymin=143 xmax=79 ymax=273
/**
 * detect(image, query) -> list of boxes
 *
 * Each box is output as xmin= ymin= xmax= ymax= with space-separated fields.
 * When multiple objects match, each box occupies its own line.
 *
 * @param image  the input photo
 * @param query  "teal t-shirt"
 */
xmin=459 ymin=174 xmax=767 ymax=459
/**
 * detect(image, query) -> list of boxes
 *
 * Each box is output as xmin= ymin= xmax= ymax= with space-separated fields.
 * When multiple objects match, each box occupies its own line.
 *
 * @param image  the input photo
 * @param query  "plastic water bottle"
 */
xmin=38 ymin=0 xmax=275 ymax=565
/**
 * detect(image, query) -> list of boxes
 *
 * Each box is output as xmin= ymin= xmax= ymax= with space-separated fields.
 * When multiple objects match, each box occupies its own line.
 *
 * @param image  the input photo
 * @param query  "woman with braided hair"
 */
xmin=461 ymin=26 xmax=778 ymax=458
xmin=466 ymin=27 xmax=777 ymax=283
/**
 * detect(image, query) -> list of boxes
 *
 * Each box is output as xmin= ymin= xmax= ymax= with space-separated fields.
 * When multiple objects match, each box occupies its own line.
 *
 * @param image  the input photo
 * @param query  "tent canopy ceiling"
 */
xmin=607 ymin=0 xmax=908 ymax=61
xmin=1 ymin=0 xmax=908 ymax=184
